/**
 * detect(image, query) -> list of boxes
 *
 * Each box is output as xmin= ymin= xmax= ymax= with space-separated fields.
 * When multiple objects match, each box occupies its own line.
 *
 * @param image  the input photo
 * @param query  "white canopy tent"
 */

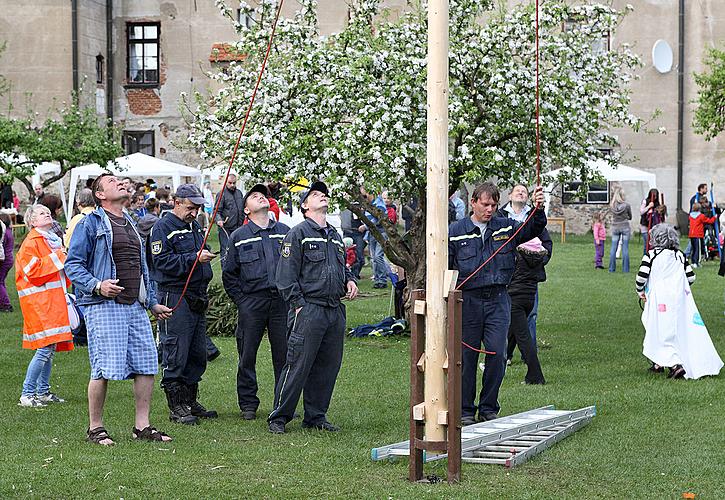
xmin=0 ymin=153 xmax=68 ymax=216
xmin=67 ymin=153 xmax=202 ymax=214
xmin=542 ymin=159 xmax=657 ymax=214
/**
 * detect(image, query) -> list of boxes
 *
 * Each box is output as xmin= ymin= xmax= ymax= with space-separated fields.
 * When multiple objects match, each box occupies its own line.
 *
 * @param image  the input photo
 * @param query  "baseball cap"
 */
xmin=299 ymin=181 xmax=329 ymax=208
xmin=243 ymin=183 xmax=269 ymax=208
xmin=174 ymin=184 xmax=206 ymax=206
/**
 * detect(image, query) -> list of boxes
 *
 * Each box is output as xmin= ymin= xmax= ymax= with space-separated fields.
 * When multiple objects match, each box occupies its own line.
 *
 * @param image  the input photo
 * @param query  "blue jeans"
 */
xmin=609 ymin=228 xmax=631 ymax=272
xmin=642 ymin=230 xmax=649 ymax=255
xmin=22 ymin=345 xmax=56 ymax=396
xmin=368 ymin=234 xmax=388 ymax=285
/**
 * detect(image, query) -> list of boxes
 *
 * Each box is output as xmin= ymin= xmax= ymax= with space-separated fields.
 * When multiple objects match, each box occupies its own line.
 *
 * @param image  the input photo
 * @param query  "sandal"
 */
xmin=87 ymin=426 xmax=115 ymax=446
xmin=132 ymin=426 xmax=173 ymax=442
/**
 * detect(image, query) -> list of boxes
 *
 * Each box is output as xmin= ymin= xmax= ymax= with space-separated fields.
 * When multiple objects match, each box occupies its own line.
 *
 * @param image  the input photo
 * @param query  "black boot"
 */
xmin=164 ymin=383 xmax=198 ymax=425
xmin=187 ymin=383 xmax=218 ymax=419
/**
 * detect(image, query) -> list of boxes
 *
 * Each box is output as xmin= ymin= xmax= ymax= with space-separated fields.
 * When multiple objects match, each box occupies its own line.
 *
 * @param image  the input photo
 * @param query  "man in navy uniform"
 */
xmin=448 ymin=182 xmax=546 ymax=426
xmin=268 ymin=181 xmax=358 ymax=434
xmin=148 ymin=184 xmax=218 ymax=425
xmin=223 ymin=184 xmax=290 ymax=421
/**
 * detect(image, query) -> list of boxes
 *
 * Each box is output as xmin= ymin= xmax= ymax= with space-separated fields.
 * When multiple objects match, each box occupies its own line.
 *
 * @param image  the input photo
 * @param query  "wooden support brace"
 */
xmin=443 ymin=270 xmax=459 ymax=298
xmin=413 ymin=403 xmax=425 ymax=421
xmin=414 ymin=300 xmax=426 ymax=315
xmin=442 ymin=351 xmax=449 ymax=371
xmin=417 ymin=353 xmax=425 ymax=372
xmin=437 ymin=410 xmax=448 ymax=426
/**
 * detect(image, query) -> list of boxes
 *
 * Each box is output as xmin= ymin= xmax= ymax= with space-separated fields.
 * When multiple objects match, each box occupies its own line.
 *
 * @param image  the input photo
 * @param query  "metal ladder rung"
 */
xmin=480 ymin=445 xmax=529 ymax=452
xmin=463 ymin=457 xmax=508 ymax=465
xmin=470 ymin=450 xmax=514 ymax=459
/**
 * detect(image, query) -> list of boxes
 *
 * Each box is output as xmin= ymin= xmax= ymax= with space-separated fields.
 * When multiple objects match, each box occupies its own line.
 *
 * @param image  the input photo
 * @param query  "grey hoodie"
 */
xmin=610 ymin=202 xmax=632 ymax=231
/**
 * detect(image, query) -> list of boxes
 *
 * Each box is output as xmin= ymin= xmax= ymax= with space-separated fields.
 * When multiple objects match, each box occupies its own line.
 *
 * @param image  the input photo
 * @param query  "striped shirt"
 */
xmin=635 ymin=248 xmax=695 ymax=293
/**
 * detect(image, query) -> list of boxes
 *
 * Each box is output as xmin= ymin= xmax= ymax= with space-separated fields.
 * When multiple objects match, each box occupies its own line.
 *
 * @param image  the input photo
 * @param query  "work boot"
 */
xmin=163 ymin=383 xmax=198 ymax=425
xmin=187 ymin=383 xmax=218 ymax=419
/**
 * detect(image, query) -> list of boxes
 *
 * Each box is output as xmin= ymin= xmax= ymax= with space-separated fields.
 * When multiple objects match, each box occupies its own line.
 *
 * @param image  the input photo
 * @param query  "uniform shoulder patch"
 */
xmin=151 ymin=240 xmax=162 ymax=255
xmin=281 ymin=242 xmax=291 ymax=258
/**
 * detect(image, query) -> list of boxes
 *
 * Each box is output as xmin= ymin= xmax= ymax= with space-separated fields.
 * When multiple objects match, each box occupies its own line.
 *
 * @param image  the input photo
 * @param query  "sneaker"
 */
xmin=301 ymin=420 xmax=340 ymax=432
xmin=37 ymin=393 xmax=65 ymax=403
xmin=241 ymin=409 xmax=257 ymax=421
xmin=268 ymin=420 xmax=286 ymax=434
xmin=18 ymin=395 xmax=46 ymax=407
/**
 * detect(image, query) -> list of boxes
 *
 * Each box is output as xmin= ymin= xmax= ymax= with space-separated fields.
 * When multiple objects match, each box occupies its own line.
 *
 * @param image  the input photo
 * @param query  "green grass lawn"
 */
xmin=1 ymin=235 xmax=724 ymax=498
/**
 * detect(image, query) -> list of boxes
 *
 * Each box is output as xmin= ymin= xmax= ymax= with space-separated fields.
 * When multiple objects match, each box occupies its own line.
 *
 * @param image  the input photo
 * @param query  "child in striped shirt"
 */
xmin=636 ymin=224 xmax=722 ymax=379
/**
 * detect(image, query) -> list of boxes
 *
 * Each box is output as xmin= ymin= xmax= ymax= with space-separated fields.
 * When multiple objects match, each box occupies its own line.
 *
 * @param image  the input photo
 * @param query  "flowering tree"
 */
xmin=187 ymin=0 xmax=645 ymax=290
xmin=693 ymin=46 xmax=725 ymax=141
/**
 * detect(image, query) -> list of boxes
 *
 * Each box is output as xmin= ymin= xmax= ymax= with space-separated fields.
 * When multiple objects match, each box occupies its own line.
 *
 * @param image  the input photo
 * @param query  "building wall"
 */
xmin=0 ymin=0 xmax=73 ymax=118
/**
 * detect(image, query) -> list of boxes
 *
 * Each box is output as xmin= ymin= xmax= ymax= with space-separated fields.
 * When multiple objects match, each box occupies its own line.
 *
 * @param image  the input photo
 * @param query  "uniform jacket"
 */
xmin=65 ymin=207 xmax=158 ymax=308
xmin=214 ymin=187 xmax=245 ymax=232
xmin=448 ymin=210 xmax=547 ymax=291
xmin=688 ymin=212 xmax=717 ymax=238
xmin=15 ymin=229 xmax=74 ymax=351
xmin=276 ymin=217 xmax=356 ymax=309
xmin=148 ymin=212 xmax=213 ymax=294
xmin=222 ymin=219 xmax=290 ymax=301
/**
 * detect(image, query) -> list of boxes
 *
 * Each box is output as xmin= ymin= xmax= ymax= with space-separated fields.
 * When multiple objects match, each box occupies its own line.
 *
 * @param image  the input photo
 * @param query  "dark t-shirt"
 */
xmin=106 ymin=210 xmax=142 ymax=304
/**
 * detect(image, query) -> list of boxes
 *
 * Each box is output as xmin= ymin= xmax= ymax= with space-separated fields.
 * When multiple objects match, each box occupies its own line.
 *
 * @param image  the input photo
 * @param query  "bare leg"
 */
xmin=133 ymin=375 xmax=171 ymax=441
xmin=88 ymin=378 xmax=113 ymax=445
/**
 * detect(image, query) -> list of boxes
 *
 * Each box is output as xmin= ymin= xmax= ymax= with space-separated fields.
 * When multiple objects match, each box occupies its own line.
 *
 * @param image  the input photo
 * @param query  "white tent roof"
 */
xmin=0 ymin=153 xmax=68 ymax=216
xmin=543 ymin=159 xmax=657 ymax=213
xmin=67 ymin=153 xmax=202 ymax=214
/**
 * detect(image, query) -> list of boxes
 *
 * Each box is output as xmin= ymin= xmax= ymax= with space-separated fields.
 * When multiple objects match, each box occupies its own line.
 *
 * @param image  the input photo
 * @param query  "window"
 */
xmin=237 ymin=9 xmax=254 ymax=28
xmin=563 ymin=18 xmax=610 ymax=55
xmin=123 ymin=131 xmax=155 ymax=156
xmin=127 ymin=23 xmax=159 ymax=85
xmin=96 ymin=55 xmax=104 ymax=84
xmin=562 ymin=181 xmax=609 ymax=205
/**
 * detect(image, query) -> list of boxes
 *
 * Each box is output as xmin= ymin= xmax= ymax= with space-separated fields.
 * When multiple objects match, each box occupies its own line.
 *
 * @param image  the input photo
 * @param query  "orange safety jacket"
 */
xmin=15 ymin=229 xmax=74 ymax=351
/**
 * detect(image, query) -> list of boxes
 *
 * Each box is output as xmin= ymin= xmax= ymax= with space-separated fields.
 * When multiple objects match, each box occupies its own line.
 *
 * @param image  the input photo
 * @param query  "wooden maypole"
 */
xmin=424 ymin=0 xmax=450 ymax=445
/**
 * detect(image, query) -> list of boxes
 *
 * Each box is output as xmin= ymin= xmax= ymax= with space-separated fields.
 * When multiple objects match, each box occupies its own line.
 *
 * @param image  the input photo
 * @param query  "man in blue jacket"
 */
xmin=66 ymin=173 xmax=173 ymax=445
xmin=449 ymin=182 xmax=546 ymax=425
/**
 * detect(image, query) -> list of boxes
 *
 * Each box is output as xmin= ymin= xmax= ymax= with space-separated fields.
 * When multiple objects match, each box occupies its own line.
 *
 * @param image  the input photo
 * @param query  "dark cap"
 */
xmin=174 ymin=183 xmax=206 ymax=206
xmin=243 ymin=183 xmax=269 ymax=208
xmin=299 ymin=181 xmax=329 ymax=208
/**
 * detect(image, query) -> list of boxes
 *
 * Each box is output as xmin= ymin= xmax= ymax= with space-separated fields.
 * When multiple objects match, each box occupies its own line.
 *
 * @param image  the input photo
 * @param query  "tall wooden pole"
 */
xmin=424 ymin=0 xmax=449 ymax=443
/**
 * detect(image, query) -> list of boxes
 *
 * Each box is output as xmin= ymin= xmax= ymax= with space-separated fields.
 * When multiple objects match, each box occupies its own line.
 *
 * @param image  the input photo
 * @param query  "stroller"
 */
xmin=703 ymin=224 xmax=720 ymax=261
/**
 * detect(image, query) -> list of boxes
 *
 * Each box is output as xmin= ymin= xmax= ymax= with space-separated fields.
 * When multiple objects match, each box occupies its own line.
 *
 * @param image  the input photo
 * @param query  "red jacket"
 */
xmin=688 ymin=213 xmax=717 ymax=238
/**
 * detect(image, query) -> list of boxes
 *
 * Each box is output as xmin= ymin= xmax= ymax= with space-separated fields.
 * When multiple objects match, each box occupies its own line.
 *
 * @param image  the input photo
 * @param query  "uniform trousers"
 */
xmin=235 ymin=295 xmax=288 ymax=412
xmin=268 ymin=303 xmax=346 ymax=426
xmin=461 ymin=286 xmax=510 ymax=418
xmin=159 ymin=291 xmax=207 ymax=387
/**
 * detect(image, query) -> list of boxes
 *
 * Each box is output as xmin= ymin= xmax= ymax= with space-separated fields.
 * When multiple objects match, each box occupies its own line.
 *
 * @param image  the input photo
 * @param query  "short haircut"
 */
xmin=471 ymin=182 xmax=500 ymax=203
xmin=509 ymin=183 xmax=529 ymax=194
xmin=145 ymin=197 xmax=159 ymax=211
xmin=24 ymin=204 xmax=50 ymax=230
xmin=156 ymin=188 xmax=169 ymax=201
xmin=76 ymin=188 xmax=95 ymax=208
xmin=698 ymin=183 xmax=707 ymax=192
xmin=91 ymin=173 xmax=113 ymax=206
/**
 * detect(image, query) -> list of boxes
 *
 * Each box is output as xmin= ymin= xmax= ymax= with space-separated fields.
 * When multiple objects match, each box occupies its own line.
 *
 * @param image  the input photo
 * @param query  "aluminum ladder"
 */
xmin=371 ymin=405 xmax=595 ymax=468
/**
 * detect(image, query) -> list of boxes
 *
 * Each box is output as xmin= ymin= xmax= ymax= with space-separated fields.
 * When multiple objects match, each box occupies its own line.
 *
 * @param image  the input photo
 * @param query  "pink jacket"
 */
xmin=593 ymin=222 xmax=606 ymax=244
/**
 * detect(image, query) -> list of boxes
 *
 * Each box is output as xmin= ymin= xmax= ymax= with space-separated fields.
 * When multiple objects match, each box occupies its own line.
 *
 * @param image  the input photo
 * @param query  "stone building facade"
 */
xmin=0 ymin=0 xmax=723 ymax=233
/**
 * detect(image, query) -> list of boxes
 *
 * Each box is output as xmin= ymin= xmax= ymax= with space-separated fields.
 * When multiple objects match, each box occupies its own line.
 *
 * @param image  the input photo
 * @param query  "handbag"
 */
xmin=65 ymin=293 xmax=81 ymax=330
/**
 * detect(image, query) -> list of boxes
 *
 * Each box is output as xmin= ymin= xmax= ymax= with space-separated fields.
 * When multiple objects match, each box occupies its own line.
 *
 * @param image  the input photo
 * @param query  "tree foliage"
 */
xmin=188 ymin=0 xmax=645 ymax=287
xmin=0 ymin=94 xmax=122 ymax=198
xmin=693 ymin=46 xmax=725 ymax=141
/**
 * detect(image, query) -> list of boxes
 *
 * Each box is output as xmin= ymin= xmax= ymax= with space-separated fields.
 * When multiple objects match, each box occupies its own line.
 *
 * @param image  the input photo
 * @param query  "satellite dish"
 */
xmin=652 ymin=40 xmax=673 ymax=73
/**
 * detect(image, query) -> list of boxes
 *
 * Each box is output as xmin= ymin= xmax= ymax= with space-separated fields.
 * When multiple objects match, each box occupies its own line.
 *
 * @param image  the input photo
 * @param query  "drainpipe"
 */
xmin=106 ymin=0 xmax=114 ymax=124
xmin=71 ymin=0 xmax=79 ymax=96
xmin=676 ymin=0 xmax=684 ymax=212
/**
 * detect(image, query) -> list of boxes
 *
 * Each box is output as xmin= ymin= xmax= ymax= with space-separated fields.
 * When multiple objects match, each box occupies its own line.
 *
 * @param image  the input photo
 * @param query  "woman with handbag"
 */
xmin=15 ymin=204 xmax=74 ymax=407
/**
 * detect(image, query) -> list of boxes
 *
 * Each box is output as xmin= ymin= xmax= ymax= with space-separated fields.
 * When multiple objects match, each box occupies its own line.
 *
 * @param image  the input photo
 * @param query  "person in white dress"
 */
xmin=635 ymin=224 xmax=723 ymax=379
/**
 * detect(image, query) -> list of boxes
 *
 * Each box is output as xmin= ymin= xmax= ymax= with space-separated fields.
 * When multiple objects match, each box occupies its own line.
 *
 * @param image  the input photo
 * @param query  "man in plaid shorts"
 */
xmin=66 ymin=174 xmax=174 ymax=446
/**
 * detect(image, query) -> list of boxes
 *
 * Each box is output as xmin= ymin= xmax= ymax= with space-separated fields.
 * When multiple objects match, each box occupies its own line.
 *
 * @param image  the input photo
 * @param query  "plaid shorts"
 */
xmin=85 ymin=300 xmax=158 ymax=380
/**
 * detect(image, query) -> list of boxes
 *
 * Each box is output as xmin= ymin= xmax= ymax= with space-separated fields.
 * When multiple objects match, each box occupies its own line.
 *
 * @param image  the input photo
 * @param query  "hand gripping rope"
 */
xmin=171 ymin=0 xmax=286 ymax=312
xmin=459 ymin=0 xmax=543 ymax=355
